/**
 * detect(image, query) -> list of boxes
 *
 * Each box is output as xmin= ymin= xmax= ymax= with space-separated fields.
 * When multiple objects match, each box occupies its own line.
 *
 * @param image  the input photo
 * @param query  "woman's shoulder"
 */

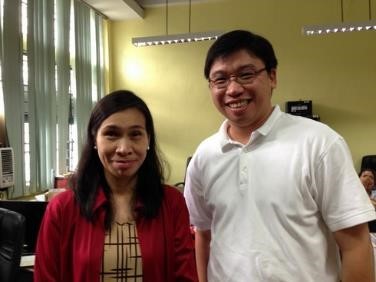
xmin=47 ymin=188 xmax=77 ymax=214
xmin=163 ymin=185 xmax=184 ymax=198
xmin=162 ymin=185 xmax=187 ymax=210
xmin=49 ymin=188 xmax=74 ymax=202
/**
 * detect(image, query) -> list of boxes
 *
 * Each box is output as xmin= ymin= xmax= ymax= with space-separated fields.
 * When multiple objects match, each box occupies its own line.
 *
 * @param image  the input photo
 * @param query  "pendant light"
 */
xmin=302 ymin=0 xmax=376 ymax=35
xmin=132 ymin=0 xmax=222 ymax=47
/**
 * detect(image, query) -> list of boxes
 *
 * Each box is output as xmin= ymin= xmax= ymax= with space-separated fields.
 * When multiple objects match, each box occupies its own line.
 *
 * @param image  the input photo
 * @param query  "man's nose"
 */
xmin=226 ymin=78 xmax=244 ymax=95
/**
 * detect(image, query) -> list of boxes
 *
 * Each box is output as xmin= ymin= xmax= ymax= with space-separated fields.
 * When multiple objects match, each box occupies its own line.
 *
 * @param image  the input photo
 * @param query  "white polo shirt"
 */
xmin=184 ymin=105 xmax=376 ymax=282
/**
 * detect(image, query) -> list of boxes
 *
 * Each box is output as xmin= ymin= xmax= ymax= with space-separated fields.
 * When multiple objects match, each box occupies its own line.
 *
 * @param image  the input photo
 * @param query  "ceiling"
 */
xmin=83 ymin=0 xmax=209 ymax=21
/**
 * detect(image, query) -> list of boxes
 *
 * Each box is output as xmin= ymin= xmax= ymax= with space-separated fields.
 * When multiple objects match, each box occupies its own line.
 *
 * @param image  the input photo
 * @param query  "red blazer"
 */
xmin=34 ymin=186 xmax=198 ymax=282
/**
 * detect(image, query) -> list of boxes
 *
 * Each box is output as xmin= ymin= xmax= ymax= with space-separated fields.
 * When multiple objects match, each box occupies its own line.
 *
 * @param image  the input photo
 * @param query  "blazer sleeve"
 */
xmin=169 ymin=187 xmax=198 ymax=281
xmin=33 ymin=197 xmax=63 ymax=282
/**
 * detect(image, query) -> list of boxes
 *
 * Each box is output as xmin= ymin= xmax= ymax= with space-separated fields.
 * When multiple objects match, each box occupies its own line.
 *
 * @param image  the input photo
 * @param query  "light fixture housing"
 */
xmin=302 ymin=20 xmax=376 ymax=35
xmin=132 ymin=31 xmax=223 ymax=47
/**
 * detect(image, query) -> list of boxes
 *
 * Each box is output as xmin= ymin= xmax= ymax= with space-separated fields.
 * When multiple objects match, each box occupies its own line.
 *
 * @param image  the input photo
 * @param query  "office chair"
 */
xmin=0 ymin=207 xmax=26 ymax=282
xmin=174 ymin=156 xmax=192 ymax=189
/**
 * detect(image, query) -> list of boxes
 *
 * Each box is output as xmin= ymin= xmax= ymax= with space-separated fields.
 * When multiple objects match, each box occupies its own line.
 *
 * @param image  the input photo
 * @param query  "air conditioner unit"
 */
xmin=0 ymin=147 xmax=14 ymax=188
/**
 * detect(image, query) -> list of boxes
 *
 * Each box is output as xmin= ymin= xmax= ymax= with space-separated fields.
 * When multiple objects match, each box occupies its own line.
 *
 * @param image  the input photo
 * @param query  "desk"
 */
xmin=19 ymin=255 xmax=34 ymax=282
xmin=20 ymin=255 xmax=35 ymax=267
xmin=54 ymin=176 xmax=68 ymax=188
xmin=18 ymin=267 xmax=33 ymax=282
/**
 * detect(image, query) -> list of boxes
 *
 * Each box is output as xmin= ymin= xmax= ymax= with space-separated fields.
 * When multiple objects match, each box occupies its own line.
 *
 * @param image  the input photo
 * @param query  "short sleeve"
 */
xmin=314 ymin=137 xmax=376 ymax=232
xmin=184 ymin=154 xmax=212 ymax=231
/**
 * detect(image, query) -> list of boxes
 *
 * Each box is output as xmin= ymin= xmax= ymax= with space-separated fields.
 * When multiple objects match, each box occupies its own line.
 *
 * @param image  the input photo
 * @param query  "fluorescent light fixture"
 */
xmin=302 ymin=20 xmax=376 ymax=36
xmin=132 ymin=31 xmax=223 ymax=47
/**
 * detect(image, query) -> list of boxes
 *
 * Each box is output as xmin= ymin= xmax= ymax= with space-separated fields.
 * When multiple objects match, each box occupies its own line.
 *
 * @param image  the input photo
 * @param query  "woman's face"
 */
xmin=360 ymin=170 xmax=375 ymax=194
xmin=95 ymin=108 xmax=149 ymax=186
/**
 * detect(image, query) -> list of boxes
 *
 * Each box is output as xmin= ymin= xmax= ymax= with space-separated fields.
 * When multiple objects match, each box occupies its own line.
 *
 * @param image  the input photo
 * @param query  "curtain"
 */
xmin=0 ymin=0 xmax=106 ymax=198
xmin=74 ymin=1 xmax=93 ymax=157
xmin=56 ymin=0 xmax=71 ymax=175
xmin=27 ymin=0 xmax=56 ymax=193
xmin=93 ymin=13 xmax=106 ymax=103
xmin=1 ymin=0 xmax=25 ymax=197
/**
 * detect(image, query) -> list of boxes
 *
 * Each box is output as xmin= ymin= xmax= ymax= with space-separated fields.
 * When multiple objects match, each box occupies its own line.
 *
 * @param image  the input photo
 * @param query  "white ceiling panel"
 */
xmin=83 ymin=0 xmax=212 ymax=21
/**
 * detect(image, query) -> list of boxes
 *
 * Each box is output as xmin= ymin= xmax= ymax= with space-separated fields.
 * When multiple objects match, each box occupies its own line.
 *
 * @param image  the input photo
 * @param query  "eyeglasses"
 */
xmin=208 ymin=67 xmax=267 ymax=90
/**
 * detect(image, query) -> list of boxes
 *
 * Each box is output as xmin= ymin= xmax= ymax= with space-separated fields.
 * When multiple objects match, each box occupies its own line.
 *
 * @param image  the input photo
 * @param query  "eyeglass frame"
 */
xmin=208 ymin=67 xmax=267 ymax=90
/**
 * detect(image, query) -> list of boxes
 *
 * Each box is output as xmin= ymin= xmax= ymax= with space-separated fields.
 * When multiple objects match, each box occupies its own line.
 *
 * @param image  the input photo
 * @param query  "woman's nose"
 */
xmin=116 ymin=139 xmax=132 ymax=154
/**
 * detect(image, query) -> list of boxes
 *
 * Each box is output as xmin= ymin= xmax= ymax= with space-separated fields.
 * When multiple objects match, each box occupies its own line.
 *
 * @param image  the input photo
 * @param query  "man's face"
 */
xmin=208 ymin=49 xmax=276 ymax=133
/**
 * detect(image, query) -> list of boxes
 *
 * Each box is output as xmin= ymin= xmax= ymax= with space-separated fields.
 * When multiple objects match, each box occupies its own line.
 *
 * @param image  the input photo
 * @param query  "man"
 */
xmin=184 ymin=30 xmax=376 ymax=282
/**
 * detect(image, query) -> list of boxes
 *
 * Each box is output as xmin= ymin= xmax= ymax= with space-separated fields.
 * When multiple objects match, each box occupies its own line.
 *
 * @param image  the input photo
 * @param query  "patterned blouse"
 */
xmin=100 ymin=221 xmax=143 ymax=281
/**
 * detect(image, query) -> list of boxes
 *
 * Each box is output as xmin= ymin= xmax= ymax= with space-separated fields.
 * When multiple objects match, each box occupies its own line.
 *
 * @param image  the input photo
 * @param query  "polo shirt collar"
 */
xmin=257 ymin=105 xmax=282 ymax=136
xmin=219 ymin=105 xmax=282 ymax=150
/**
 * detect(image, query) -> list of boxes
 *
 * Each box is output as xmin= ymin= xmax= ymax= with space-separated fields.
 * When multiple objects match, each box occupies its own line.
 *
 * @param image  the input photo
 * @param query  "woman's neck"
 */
xmin=105 ymin=174 xmax=138 ymax=223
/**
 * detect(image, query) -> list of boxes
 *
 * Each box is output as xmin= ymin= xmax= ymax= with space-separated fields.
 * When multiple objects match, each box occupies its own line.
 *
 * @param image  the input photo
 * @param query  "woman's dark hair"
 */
xmin=359 ymin=168 xmax=376 ymax=179
xmin=70 ymin=90 xmax=165 ymax=228
xmin=204 ymin=30 xmax=278 ymax=79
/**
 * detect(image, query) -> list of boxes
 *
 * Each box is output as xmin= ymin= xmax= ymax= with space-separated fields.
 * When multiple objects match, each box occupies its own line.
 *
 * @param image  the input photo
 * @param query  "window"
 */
xmin=0 ymin=0 xmax=106 ymax=196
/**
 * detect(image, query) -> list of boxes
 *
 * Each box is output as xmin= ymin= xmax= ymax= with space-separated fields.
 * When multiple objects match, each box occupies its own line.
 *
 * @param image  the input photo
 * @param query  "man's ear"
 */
xmin=269 ymin=68 xmax=277 ymax=90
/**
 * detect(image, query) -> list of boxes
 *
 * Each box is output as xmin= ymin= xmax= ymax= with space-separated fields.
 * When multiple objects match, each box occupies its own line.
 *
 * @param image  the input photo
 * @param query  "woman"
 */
xmin=360 ymin=168 xmax=376 ymax=271
xmin=34 ymin=90 xmax=198 ymax=282
xmin=359 ymin=168 xmax=376 ymax=197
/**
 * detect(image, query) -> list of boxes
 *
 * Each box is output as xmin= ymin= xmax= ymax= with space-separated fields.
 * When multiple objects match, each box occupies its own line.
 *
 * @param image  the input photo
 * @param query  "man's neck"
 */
xmin=227 ymin=126 xmax=252 ymax=145
xmin=227 ymin=106 xmax=274 ymax=144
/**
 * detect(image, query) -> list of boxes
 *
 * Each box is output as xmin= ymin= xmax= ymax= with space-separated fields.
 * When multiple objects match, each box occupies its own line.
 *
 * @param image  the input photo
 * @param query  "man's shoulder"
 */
xmin=278 ymin=112 xmax=340 ymax=138
xmin=196 ymin=130 xmax=222 ymax=152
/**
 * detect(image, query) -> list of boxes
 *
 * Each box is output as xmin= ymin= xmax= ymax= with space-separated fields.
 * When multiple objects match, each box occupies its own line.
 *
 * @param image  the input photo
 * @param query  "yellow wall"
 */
xmin=109 ymin=0 xmax=376 ymax=185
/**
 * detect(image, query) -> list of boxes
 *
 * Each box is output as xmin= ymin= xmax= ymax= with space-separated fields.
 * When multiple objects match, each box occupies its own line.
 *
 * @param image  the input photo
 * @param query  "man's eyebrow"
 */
xmin=210 ymin=64 xmax=258 ymax=76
